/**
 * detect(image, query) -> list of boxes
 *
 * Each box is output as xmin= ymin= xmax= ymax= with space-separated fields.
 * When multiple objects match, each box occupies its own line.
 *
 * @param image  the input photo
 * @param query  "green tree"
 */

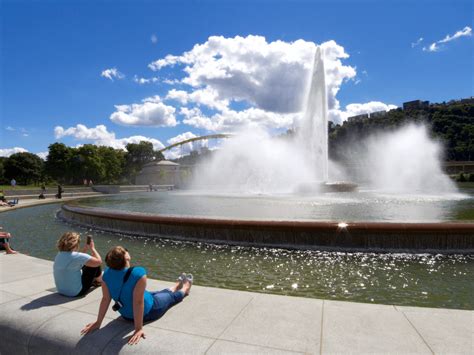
xmin=4 ymin=152 xmax=44 ymax=185
xmin=70 ymin=145 xmax=105 ymax=184
xmin=44 ymin=143 xmax=74 ymax=183
xmin=97 ymin=146 xmax=126 ymax=183
xmin=0 ymin=157 xmax=6 ymax=184
xmin=124 ymin=141 xmax=163 ymax=183
xmin=0 ymin=157 xmax=8 ymax=184
xmin=329 ymin=102 xmax=474 ymax=162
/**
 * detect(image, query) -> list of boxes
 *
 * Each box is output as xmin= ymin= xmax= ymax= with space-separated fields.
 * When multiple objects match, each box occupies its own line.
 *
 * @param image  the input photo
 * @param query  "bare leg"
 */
xmin=4 ymin=242 xmax=17 ymax=254
xmin=169 ymin=281 xmax=183 ymax=292
xmin=182 ymin=279 xmax=192 ymax=296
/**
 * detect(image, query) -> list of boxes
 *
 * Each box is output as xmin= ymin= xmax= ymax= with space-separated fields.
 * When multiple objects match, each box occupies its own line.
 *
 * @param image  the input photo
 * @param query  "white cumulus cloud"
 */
xmin=110 ymin=95 xmax=177 ymax=127
xmin=148 ymin=35 xmax=362 ymax=131
xmin=36 ymin=152 xmax=48 ymax=160
xmin=164 ymin=131 xmax=208 ymax=159
xmin=101 ymin=67 xmax=125 ymax=81
xmin=330 ymin=101 xmax=398 ymax=123
xmin=55 ymin=124 xmax=115 ymax=141
xmin=152 ymin=36 xmax=356 ymax=114
xmin=0 ymin=147 xmax=28 ymax=157
xmin=54 ymin=124 xmax=165 ymax=150
xmin=423 ymin=26 xmax=472 ymax=52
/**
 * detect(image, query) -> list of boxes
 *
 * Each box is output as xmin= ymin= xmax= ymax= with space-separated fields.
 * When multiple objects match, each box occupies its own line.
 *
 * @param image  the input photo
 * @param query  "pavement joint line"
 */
xmin=145 ymin=323 xmax=218 ymax=341
xmin=206 ymin=338 xmax=306 ymax=354
xmin=204 ymin=294 xmax=256 ymax=354
xmin=0 ymin=295 xmax=29 ymax=307
xmin=319 ymin=299 xmax=325 ymax=355
xmin=400 ymin=309 xmax=436 ymax=355
xmin=0 ymin=271 xmax=55 ymax=286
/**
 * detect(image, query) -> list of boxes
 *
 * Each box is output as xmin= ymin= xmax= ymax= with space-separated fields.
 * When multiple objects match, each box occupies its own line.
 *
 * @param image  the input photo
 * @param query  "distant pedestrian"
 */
xmin=89 ymin=179 xmax=93 ymax=186
xmin=56 ymin=185 xmax=63 ymax=199
xmin=39 ymin=184 xmax=46 ymax=199
xmin=84 ymin=179 xmax=88 ymax=186
xmin=10 ymin=178 xmax=16 ymax=188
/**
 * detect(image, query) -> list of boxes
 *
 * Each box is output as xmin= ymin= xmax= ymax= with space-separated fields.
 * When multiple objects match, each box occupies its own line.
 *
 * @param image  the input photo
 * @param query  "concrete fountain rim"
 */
xmin=60 ymin=202 xmax=474 ymax=231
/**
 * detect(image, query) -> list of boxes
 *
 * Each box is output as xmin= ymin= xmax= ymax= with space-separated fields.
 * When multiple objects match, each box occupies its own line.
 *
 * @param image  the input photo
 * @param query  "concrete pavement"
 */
xmin=0 ymin=253 xmax=472 ymax=354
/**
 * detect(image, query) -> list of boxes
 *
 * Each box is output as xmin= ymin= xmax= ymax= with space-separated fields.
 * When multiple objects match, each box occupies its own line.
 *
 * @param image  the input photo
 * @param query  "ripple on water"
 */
xmin=0 ymin=202 xmax=473 ymax=310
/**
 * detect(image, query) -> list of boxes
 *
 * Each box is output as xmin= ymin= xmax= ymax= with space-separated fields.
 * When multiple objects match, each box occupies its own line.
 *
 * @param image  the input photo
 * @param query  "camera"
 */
xmin=112 ymin=300 xmax=123 ymax=312
xmin=86 ymin=235 xmax=92 ymax=245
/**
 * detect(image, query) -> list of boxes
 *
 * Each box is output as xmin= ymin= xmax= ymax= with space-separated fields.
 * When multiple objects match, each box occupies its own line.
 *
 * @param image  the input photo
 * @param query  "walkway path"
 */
xmin=0 ymin=254 xmax=472 ymax=354
xmin=0 ymin=194 xmax=101 ymax=213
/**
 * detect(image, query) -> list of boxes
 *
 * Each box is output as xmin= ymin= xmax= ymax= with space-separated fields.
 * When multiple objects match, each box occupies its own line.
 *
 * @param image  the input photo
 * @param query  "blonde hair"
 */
xmin=57 ymin=232 xmax=80 ymax=252
xmin=105 ymin=246 xmax=128 ymax=270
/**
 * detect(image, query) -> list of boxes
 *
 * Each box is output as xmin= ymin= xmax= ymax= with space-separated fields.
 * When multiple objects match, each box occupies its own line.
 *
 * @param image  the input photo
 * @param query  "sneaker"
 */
xmin=177 ymin=273 xmax=187 ymax=282
xmin=186 ymin=274 xmax=193 ymax=284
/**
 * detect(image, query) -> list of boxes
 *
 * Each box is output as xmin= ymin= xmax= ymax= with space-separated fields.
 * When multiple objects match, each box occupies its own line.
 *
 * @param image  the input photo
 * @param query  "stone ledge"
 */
xmin=59 ymin=203 xmax=474 ymax=253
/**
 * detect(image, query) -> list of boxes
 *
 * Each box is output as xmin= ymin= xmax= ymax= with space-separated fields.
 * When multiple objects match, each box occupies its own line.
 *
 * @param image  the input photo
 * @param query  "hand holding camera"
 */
xmin=86 ymin=235 xmax=95 ymax=250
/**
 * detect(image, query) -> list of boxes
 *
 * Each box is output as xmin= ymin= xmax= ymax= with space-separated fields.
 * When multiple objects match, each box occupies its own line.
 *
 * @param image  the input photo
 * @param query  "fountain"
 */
xmin=56 ymin=46 xmax=474 ymax=253
xmin=1 ymin=45 xmax=472 ymax=314
xmin=294 ymin=47 xmax=357 ymax=193
xmin=299 ymin=46 xmax=329 ymax=182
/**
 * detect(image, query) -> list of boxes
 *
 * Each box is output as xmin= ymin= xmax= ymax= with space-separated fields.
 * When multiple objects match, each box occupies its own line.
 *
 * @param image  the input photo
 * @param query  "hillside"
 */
xmin=329 ymin=101 xmax=474 ymax=161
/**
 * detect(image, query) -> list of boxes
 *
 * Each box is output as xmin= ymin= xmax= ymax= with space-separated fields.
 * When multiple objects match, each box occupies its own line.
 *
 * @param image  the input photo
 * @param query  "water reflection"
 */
xmin=76 ymin=189 xmax=473 ymax=222
xmin=1 ymin=203 xmax=473 ymax=310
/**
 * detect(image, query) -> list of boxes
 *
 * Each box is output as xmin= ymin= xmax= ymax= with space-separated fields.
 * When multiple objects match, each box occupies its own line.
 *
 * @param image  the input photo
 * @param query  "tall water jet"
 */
xmin=298 ymin=46 xmax=329 ymax=182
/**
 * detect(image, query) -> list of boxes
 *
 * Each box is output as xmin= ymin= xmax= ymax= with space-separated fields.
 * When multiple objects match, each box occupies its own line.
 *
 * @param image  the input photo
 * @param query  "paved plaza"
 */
xmin=0 ymin=253 xmax=472 ymax=354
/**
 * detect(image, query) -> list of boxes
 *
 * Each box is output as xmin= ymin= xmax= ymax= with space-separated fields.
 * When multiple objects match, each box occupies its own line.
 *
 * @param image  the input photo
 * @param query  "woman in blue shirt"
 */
xmin=81 ymin=246 xmax=192 ymax=344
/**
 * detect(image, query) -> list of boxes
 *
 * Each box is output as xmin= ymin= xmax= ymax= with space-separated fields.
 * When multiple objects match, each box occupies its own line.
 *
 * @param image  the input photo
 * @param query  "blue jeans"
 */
xmin=143 ymin=289 xmax=185 ymax=322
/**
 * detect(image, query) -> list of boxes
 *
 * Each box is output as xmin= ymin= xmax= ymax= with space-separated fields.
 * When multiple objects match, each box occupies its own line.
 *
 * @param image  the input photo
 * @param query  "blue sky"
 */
xmin=1 ymin=0 xmax=472 ymax=158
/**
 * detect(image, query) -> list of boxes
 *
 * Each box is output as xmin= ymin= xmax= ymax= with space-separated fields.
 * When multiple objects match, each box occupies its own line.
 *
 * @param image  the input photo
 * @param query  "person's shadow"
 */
xmin=75 ymin=318 xmax=135 ymax=353
xmin=20 ymin=287 xmax=99 ymax=311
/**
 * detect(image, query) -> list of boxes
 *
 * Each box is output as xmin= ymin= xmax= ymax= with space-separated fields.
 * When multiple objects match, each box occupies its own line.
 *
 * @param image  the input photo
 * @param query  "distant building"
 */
xmin=347 ymin=113 xmax=369 ymax=122
xmin=135 ymin=160 xmax=180 ymax=186
xmin=369 ymin=110 xmax=387 ymax=118
xmin=347 ymin=110 xmax=389 ymax=122
xmin=403 ymin=100 xmax=430 ymax=110
xmin=460 ymin=97 xmax=474 ymax=104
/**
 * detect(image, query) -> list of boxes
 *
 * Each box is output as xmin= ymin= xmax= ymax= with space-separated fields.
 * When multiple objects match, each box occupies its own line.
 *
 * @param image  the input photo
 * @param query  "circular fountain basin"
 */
xmin=59 ymin=190 xmax=474 ymax=253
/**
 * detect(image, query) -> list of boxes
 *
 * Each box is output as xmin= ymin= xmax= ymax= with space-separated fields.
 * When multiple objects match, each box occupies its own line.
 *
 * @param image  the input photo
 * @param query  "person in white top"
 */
xmin=53 ymin=232 xmax=102 ymax=297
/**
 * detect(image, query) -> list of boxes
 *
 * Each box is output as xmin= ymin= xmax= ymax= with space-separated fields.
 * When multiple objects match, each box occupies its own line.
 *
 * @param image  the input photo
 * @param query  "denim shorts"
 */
xmin=143 ymin=289 xmax=185 ymax=322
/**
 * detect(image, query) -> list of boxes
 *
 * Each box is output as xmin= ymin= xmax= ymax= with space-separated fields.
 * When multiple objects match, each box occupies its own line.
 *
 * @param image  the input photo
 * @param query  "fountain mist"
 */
xmin=363 ymin=124 xmax=456 ymax=193
xmin=191 ymin=47 xmax=456 ymax=196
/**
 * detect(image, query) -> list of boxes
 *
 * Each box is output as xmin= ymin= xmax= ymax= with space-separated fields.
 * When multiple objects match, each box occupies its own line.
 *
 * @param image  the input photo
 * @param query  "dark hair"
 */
xmin=105 ymin=246 xmax=128 ymax=270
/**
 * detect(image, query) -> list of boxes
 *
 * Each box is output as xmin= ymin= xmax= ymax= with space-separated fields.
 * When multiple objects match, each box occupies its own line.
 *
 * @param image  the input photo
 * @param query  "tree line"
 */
xmin=328 ymin=101 xmax=474 ymax=162
xmin=0 ymin=141 xmax=164 ymax=186
xmin=1 ymin=101 xmax=472 ymax=186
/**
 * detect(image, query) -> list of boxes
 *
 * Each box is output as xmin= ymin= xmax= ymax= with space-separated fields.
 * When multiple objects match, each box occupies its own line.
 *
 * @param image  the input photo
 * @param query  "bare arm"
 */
xmin=84 ymin=239 xmax=102 ymax=267
xmin=129 ymin=276 xmax=147 ymax=344
xmin=81 ymin=282 xmax=112 ymax=335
